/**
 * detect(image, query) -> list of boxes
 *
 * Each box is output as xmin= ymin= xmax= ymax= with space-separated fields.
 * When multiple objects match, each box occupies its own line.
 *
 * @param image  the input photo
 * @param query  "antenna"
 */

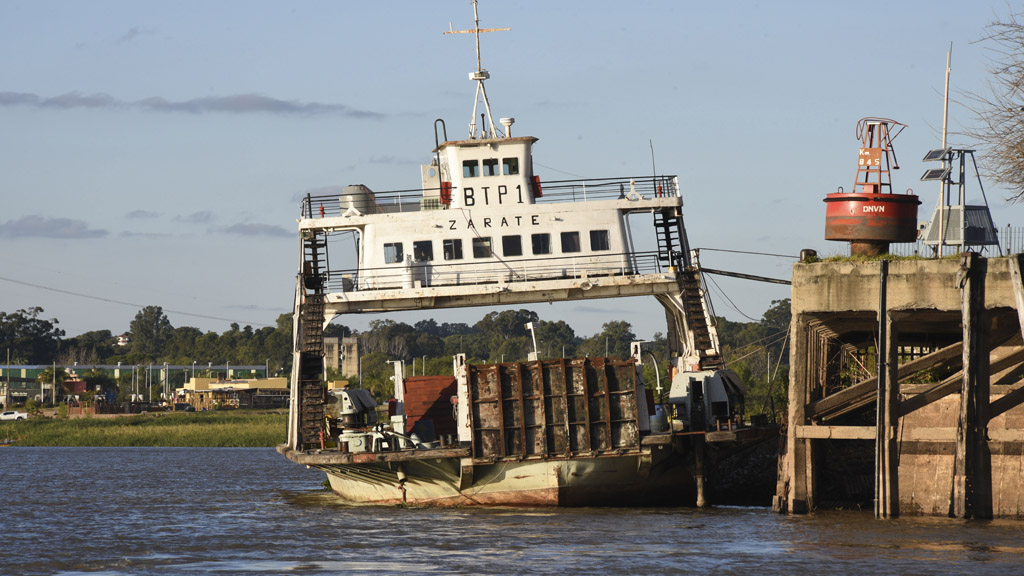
xmin=937 ymin=43 xmax=952 ymax=254
xmin=443 ymin=0 xmax=510 ymax=139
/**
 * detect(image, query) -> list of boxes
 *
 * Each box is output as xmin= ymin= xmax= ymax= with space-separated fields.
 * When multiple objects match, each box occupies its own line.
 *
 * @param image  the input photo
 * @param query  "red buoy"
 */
xmin=823 ymin=118 xmax=920 ymax=256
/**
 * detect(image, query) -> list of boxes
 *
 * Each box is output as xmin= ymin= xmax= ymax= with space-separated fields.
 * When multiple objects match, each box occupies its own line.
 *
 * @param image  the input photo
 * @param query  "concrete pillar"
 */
xmin=783 ymin=313 xmax=812 ymax=514
xmin=952 ymin=253 xmax=991 ymax=518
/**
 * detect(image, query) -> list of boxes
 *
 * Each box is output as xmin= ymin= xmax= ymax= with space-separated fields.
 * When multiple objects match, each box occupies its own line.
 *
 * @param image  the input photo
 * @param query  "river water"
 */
xmin=1 ymin=447 xmax=1021 ymax=575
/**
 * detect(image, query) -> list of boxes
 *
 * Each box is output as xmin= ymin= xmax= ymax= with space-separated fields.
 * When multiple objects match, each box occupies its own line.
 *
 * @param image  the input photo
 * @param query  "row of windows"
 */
xmin=463 ymin=157 xmax=520 ymax=178
xmin=383 ymin=230 xmax=612 ymax=264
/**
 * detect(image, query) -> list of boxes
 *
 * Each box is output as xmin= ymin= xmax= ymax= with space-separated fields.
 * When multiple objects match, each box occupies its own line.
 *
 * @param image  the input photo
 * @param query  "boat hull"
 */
xmin=280 ymin=442 xmax=696 ymax=507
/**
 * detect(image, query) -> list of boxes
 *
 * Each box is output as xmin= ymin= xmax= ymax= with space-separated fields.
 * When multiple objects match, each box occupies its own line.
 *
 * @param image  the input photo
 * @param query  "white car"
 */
xmin=0 ymin=410 xmax=27 ymax=421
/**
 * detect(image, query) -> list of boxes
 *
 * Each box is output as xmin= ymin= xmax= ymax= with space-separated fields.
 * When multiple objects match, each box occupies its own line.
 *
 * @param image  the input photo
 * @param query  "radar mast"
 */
xmin=444 ymin=0 xmax=509 ymax=139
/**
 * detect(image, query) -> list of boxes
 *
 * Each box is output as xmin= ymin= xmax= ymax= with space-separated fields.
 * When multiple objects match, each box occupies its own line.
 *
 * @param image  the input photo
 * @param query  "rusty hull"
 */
xmin=278 ymin=436 xmax=695 ymax=507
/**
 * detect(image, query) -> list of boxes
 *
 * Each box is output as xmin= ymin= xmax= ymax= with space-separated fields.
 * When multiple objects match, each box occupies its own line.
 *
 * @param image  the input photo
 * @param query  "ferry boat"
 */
xmin=277 ymin=2 xmax=758 ymax=506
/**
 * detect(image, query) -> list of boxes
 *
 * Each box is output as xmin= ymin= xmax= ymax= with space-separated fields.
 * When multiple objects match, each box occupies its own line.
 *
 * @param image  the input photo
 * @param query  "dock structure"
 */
xmin=775 ymin=254 xmax=1024 ymax=519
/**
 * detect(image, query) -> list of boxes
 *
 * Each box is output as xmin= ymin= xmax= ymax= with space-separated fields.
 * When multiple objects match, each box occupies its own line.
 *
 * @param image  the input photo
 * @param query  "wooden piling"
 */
xmin=951 ymin=253 xmax=991 ymax=518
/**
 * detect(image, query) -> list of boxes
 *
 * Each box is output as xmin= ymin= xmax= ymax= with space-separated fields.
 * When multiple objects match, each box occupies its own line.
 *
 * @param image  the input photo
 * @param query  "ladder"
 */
xmin=654 ymin=208 xmax=690 ymax=270
xmin=296 ymin=230 xmax=328 ymax=449
xmin=677 ymin=267 xmax=723 ymax=370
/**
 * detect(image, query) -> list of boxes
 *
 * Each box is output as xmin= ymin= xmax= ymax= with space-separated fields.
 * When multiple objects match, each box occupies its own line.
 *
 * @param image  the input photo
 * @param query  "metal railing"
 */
xmin=322 ymin=250 xmax=670 ymax=293
xmin=888 ymin=225 xmax=1024 ymax=257
xmin=299 ymin=175 xmax=680 ymax=219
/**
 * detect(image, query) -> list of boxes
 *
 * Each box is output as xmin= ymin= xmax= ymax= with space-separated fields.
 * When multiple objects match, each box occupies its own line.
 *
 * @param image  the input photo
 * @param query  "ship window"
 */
xmin=502 ymin=157 xmax=520 ymax=175
xmin=463 ymin=160 xmax=480 ymax=178
xmin=560 ymin=231 xmax=581 ymax=253
xmin=531 ymin=233 xmax=551 ymax=255
xmin=443 ymin=239 xmax=463 ymax=261
xmin=384 ymin=242 xmax=404 ymax=264
xmin=472 ymin=237 xmax=492 ymax=258
xmin=413 ymin=240 xmax=434 ymax=262
xmin=483 ymin=158 xmax=499 ymax=176
xmin=590 ymin=230 xmax=611 ymax=251
xmin=502 ymin=235 xmax=523 ymax=257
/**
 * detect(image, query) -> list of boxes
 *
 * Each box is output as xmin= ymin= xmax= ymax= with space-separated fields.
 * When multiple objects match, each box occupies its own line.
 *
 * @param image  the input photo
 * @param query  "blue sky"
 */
xmin=2 ymin=1 xmax=1021 ymax=342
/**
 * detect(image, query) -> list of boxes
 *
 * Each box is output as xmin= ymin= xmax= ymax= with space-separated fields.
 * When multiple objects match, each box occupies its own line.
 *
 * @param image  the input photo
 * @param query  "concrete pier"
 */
xmin=775 ymin=255 xmax=1024 ymax=519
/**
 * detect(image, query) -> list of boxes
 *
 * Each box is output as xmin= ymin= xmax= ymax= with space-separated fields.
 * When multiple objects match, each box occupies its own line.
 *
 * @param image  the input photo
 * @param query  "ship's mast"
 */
xmin=444 ymin=0 xmax=509 ymax=139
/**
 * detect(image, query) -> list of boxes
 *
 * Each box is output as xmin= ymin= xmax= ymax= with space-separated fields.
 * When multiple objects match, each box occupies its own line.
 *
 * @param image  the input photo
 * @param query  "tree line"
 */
xmin=1 ymin=299 xmax=791 ymax=417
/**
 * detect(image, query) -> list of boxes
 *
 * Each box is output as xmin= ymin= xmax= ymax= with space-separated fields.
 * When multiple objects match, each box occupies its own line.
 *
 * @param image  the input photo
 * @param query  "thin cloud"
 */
xmin=222 ymin=222 xmax=291 ymax=238
xmin=174 ymin=210 xmax=215 ymax=224
xmin=368 ymin=155 xmax=407 ymax=165
xmin=0 ymin=215 xmax=108 ymax=239
xmin=119 ymin=231 xmax=173 ymax=238
xmin=127 ymin=210 xmax=160 ymax=219
xmin=41 ymin=92 xmax=120 ymax=110
xmin=0 ymin=90 xmax=384 ymax=118
xmin=0 ymin=92 xmax=39 ymax=106
xmin=118 ymin=27 xmax=156 ymax=44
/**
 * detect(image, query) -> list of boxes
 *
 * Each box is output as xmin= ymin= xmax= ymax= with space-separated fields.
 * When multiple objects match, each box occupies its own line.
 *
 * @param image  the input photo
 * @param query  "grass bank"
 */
xmin=0 ymin=410 xmax=288 ymax=447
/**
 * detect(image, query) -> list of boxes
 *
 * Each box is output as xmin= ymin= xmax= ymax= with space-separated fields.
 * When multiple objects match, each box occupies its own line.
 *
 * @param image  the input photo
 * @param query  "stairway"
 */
xmin=297 ymin=231 xmax=327 ymax=449
xmin=678 ymin=267 xmax=723 ymax=369
xmin=654 ymin=208 xmax=689 ymax=270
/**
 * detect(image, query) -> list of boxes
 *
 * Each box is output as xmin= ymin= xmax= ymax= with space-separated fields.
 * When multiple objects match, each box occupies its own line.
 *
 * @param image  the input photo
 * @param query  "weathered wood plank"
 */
xmin=794 ymin=424 xmax=875 ymax=440
xmin=807 ymin=341 xmax=963 ymax=420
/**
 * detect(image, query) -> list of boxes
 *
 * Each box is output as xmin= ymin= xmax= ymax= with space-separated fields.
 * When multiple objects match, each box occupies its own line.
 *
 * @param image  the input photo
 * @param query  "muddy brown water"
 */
xmin=2 ymin=447 xmax=1021 ymax=575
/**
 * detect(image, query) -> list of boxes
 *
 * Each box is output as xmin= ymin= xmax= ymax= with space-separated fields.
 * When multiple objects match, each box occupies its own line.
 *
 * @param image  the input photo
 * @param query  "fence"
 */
xmin=889 ymin=225 xmax=1024 ymax=257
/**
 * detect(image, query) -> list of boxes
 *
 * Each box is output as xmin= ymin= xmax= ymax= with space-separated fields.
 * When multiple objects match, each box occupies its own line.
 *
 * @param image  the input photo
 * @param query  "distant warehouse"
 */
xmin=179 ymin=377 xmax=289 ymax=410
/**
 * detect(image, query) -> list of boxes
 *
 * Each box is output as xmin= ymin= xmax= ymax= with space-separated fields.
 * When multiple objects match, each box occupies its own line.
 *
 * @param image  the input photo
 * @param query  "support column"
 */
xmin=782 ymin=313 xmax=812 ymax=514
xmin=952 ymin=253 xmax=991 ymax=518
xmin=874 ymin=261 xmax=901 ymax=518
xmin=693 ymin=435 xmax=707 ymax=508
xmin=876 ymin=311 xmax=901 ymax=518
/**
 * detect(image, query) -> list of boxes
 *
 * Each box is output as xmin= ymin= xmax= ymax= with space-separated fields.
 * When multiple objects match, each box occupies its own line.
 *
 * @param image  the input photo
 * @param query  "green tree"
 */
xmin=578 ymin=320 xmax=636 ymax=359
xmin=36 ymin=366 xmax=69 ymax=404
xmin=81 ymin=368 xmax=115 ymax=393
xmin=60 ymin=329 xmax=115 ymax=364
xmin=128 ymin=306 xmax=174 ymax=362
xmin=535 ymin=319 xmax=579 ymax=359
xmin=472 ymin=309 xmax=538 ymax=362
xmin=166 ymin=326 xmax=203 ymax=362
xmin=0 ymin=307 xmax=65 ymax=363
xmin=361 ymin=319 xmax=422 ymax=359
xmin=324 ymin=322 xmax=351 ymax=338
xmin=357 ymin=351 xmax=395 ymax=399
xmin=264 ymin=313 xmax=294 ymax=376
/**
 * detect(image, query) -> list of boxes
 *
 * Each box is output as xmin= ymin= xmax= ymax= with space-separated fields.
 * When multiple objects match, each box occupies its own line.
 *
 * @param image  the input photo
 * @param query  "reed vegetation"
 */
xmin=0 ymin=410 xmax=287 ymax=447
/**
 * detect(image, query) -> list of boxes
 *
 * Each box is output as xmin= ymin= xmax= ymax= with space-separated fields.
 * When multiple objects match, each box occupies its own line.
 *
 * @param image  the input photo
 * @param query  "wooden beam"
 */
xmin=807 ymin=341 xmax=962 ymax=420
xmin=794 ymin=425 xmax=875 ymax=440
xmin=990 ymin=381 xmax=1024 ymax=419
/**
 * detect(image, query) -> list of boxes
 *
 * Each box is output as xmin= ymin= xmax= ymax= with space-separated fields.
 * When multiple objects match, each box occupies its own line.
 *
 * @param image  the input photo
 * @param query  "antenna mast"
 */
xmin=937 ymin=43 xmax=952 ymax=254
xmin=444 ymin=0 xmax=510 ymax=139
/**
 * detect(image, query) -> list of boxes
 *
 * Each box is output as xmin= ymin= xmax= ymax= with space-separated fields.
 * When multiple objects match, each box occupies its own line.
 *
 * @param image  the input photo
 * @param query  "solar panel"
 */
xmin=921 ymin=167 xmax=951 ymax=181
xmin=922 ymin=147 xmax=951 ymax=162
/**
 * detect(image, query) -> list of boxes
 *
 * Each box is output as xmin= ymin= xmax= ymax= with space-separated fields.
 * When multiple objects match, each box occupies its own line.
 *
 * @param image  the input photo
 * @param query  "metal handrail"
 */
xmin=299 ymin=175 xmax=680 ymax=218
xmin=322 ymin=250 xmax=670 ymax=293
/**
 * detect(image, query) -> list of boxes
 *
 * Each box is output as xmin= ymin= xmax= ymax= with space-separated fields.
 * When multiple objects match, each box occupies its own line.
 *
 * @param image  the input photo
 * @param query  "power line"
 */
xmin=533 ymin=161 xmax=589 ymax=179
xmin=694 ymin=247 xmax=800 ymax=259
xmin=0 ymin=274 xmax=274 ymax=328
xmin=704 ymin=273 xmax=760 ymax=322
